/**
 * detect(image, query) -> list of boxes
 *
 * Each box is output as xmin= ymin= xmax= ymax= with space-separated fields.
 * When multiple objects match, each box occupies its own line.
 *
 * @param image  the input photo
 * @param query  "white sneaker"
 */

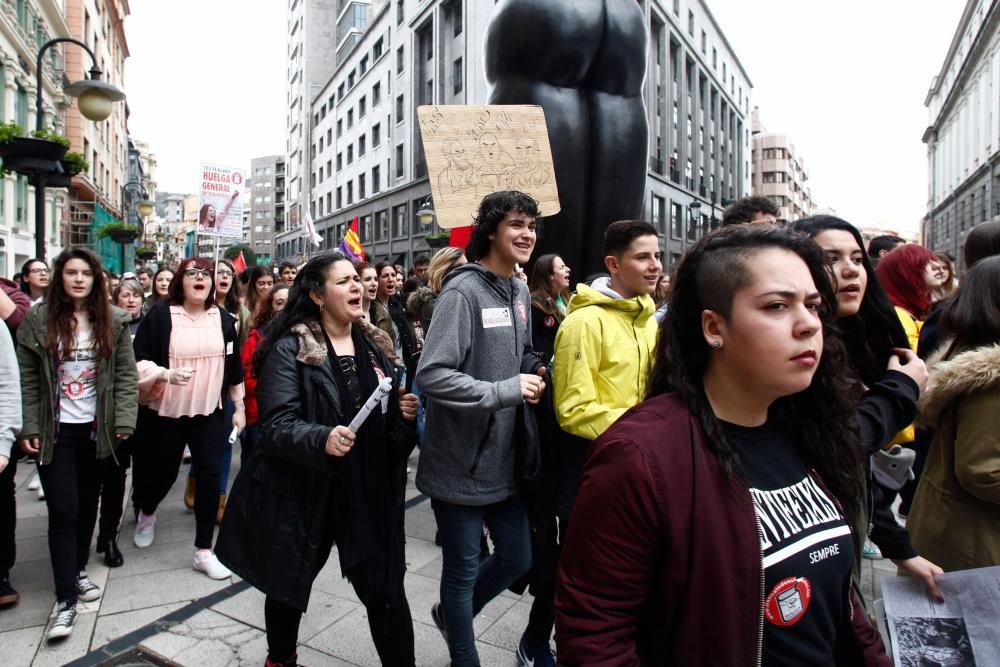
xmin=193 ymin=550 xmax=232 ymax=580
xmin=47 ymin=601 xmax=77 ymax=640
xmin=74 ymin=571 xmax=102 ymax=602
xmin=133 ymin=512 xmax=156 ymax=548
xmin=28 ymin=473 xmax=40 ymax=490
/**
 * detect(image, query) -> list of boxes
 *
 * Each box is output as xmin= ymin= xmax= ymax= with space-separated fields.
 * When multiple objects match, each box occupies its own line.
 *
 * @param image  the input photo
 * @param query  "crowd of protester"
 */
xmin=0 ymin=191 xmax=998 ymax=667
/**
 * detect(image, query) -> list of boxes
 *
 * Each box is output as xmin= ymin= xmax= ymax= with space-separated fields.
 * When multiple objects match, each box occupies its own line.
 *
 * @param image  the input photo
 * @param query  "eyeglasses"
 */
xmin=184 ymin=268 xmax=212 ymax=279
xmin=215 ymin=269 xmax=234 ymax=278
xmin=28 ymin=268 xmax=49 ymax=275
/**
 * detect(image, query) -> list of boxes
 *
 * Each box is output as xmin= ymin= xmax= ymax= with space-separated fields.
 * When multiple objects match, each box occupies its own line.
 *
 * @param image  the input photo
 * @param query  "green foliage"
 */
xmin=30 ymin=129 xmax=71 ymax=148
xmin=224 ymin=243 xmax=258 ymax=268
xmin=135 ymin=247 xmax=157 ymax=259
xmin=0 ymin=121 xmax=22 ymax=143
xmin=96 ymin=222 xmax=140 ymax=240
xmin=62 ymin=151 xmax=89 ymax=175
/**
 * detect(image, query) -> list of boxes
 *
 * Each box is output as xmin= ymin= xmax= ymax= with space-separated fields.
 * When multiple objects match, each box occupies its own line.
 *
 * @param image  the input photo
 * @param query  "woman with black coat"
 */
xmin=216 ymin=252 xmax=419 ymax=667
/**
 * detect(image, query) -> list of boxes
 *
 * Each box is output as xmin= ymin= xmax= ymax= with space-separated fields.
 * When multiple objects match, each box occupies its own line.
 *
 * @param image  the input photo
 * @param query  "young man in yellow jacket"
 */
xmin=552 ymin=220 xmax=662 ymax=520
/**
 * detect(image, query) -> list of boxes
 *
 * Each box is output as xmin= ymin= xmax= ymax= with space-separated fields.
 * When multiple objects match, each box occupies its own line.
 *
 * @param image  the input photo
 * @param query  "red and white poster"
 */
xmin=198 ymin=162 xmax=244 ymax=238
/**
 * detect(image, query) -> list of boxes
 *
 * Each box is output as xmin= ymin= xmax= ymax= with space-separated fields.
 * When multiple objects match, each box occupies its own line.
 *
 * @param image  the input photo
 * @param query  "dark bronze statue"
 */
xmin=485 ymin=0 xmax=650 ymax=274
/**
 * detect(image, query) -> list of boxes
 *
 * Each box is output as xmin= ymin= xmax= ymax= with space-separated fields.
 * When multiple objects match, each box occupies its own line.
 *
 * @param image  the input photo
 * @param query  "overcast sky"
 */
xmin=124 ymin=1 xmax=965 ymax=234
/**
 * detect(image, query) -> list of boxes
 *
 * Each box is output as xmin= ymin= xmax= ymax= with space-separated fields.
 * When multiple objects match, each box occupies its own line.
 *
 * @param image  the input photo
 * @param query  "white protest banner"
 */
xmin=198 ymin=162 xmax=244 ymax=237
xmin=416 ymin=105 xmax=560 ymax=229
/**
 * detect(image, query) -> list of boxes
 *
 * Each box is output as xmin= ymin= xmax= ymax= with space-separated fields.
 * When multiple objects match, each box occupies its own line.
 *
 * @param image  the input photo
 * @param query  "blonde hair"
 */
xmin=427 ymin=246 xmax=465 ymax=293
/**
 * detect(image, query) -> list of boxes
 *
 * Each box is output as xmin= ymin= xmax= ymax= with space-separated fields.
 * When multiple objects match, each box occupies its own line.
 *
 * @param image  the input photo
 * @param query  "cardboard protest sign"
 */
xmin=417 ymin=105 xmax=560 ymax=229
xmin=198 ymin=162 xmax=244 ymax=237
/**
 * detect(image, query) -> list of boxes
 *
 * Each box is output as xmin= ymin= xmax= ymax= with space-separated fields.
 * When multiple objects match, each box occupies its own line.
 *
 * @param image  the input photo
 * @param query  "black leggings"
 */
xmin=131 ymin=407 xmax=225 ymax=548
xmin=37 ymin=424 xmax=101 ymax=604
xmin=264 ymin=572 xmax=415 ymax=665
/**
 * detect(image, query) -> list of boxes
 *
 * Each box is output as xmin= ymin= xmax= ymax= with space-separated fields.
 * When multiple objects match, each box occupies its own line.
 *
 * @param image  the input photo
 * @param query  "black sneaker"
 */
xmin=431 ymin=602 xmax=448 ymax=642
xmin=75 ymin=571 xmax=101 ymax=602
xmin=47 ymin=600 xmax=77 ymax=640
xmin=0 ymin=576 xmax=18 ymax=607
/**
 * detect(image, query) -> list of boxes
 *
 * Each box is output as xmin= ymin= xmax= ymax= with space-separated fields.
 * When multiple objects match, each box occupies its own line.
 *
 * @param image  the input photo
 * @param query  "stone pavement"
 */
xmin=2 ymin=449 xmax=897 ymax=667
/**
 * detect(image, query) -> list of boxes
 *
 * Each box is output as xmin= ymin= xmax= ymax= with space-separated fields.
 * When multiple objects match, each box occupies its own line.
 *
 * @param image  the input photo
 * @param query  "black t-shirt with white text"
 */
xmin=724 ymin=420 xmax=855 ymax=667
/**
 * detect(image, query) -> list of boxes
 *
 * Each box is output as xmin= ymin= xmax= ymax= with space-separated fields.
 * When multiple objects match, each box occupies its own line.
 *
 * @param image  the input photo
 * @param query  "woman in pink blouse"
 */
xmin=131 ymin=257 xmax=246 ymax=579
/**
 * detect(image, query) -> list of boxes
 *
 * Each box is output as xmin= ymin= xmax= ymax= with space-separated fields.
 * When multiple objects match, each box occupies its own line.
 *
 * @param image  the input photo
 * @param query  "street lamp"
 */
xmin=120 ymin=180 xmax=151 ymax=273
xmin=33 ymin=38 xmax=126 ymax=260
xmin=416 ymin=195 xmax=436 ymax=226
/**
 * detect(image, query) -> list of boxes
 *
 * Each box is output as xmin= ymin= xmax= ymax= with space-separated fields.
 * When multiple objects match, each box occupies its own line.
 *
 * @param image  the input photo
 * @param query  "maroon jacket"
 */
xmin=0 ymin=278 xmax=31 ymax=333
xmin=554 ymin=393 xmax=890 ymax=667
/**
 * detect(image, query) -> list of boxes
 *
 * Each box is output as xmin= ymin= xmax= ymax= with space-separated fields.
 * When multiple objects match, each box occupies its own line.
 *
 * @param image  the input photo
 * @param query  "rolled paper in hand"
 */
xmin=228 ymin=425 xmax=240 ymax=445
xmin=348 ymin=376 xmax=395 ymax=433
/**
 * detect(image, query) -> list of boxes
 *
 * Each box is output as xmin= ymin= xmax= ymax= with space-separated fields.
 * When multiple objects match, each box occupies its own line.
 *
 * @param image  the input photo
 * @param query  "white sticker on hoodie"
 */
xmin=481 ymin=307 xmax=513 ymax=328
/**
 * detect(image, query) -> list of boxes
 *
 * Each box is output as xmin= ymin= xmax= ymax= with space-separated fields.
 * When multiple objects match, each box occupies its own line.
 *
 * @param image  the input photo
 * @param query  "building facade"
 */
xmin=63 ymin=0 xmax=131 ymax=267
xmin=0 ymin=0 xmax=73 ymax=276
xmin=285 ymin=0 xmax=340 ymax=245
xmin=277 ymin=0 xmax=752 ymax=271
xmin=248 ymin=154 xmax=285 ymax=265
xmin=750 ymin=107 xmax=814 ymax=224
xmin=923 ymin=0 xmax=999 ymax=266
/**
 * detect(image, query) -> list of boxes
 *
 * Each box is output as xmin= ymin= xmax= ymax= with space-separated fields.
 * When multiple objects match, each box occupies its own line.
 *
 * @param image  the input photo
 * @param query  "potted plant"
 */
xmin=46 ymin=151 xmax=89 ymax=187
xmin=97 ymin=223 xmax=140 ymax=244
xmin=0 ymin=122 xmax=70 ymax=175
xmin=424 ymin=230 xmax=451 ymax=249
xmin=135 ymin=247 xmax=156 ymax=260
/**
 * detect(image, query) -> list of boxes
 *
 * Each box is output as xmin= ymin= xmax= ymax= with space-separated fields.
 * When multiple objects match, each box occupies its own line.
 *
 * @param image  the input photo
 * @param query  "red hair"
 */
xmin=876 ymin=244 xmax=937 ymax=318
xmin=167 ymin=257 xmax=217 ymax=309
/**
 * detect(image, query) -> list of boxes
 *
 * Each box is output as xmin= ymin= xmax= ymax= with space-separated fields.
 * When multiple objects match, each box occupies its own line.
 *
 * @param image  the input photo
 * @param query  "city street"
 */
xmin=1 ymin=448 xmax=896 ymax=666
xmin=1 ymin=449 xmax=539 ymax=666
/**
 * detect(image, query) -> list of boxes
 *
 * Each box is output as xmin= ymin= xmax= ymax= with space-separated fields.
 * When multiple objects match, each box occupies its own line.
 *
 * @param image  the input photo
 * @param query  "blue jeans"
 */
xmin=432 ymin=497 xmax=531 ymax=666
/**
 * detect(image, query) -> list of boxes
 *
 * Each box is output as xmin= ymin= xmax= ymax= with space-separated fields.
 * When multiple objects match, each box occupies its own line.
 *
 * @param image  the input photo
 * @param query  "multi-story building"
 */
xmin=248 ymin=154 xmax=285 ymax=265
xmin=285 ymin=0 xmax=340 ymax=245
xmin=63 ymin=0 xmax=130 ymax=265
xmin=923 ymin=0 xmax=999 ymax=266
xmin=750 ymin=107 xmax=814 ymax=224
xmin=0 ymin=0 xmax=74 ymax=276
xmin=277 ymin=0 xmax=752 ymax=270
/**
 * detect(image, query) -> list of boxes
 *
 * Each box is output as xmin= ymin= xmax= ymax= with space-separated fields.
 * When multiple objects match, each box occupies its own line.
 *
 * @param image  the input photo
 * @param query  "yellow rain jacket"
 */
xmin=552 ymin=281 xmax=658 ymax=441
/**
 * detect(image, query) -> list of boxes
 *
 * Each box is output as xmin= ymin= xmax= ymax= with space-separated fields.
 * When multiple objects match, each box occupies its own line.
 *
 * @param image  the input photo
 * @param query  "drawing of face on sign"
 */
xmin=439 ymin=141 xmax=476 ymax=201
xmin=473 ymin=132 xmax=516 ymax=189
xmin=513 ymin=137 xmax=552 ymax=188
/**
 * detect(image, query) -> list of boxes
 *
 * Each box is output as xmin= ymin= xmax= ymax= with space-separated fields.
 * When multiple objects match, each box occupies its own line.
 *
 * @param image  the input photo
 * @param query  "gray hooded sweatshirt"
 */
xmin=415 ymin=263 xmax=541 ymax=505
xmin=0 ymin=324 xmax=21 ymax=460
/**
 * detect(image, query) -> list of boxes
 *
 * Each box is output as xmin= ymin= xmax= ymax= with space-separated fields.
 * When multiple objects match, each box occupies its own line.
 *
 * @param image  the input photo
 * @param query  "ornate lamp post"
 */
xmin=32 ymin=38 xmax=126 ymax=260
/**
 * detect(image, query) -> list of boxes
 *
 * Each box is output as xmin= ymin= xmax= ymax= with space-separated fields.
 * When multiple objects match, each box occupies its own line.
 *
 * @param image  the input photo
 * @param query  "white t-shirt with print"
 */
xmin=58 ymin=330 xmax=98 ymax=424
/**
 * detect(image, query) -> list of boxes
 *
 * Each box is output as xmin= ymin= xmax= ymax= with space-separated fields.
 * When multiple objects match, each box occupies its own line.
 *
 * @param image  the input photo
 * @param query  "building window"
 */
xmin=347 ymin=182 xmax=353 ymax=205
xmin=396 ymin=0 xmax=403 ymax=24
xmin=372 ymin=123 xmax=381 ymax=147
xmin=688 ymin=10 xmax=694 ymax=36
xmin=337 ymin=153 xmax=343 ymax=171
xmin=359 ymin=54 xmax=369 ymax=75
xmin=359 ymin=95 xmax=366 ymax=119
xmin=701 ymin=30 xmax=706 ymax=54
xmin=375 ymin=209 xmax=388 ymax=240
xmin=453 ymin=1 xmax=463 ymax=36
xmin=337 ymin=119 xmax=343 ymax=137
xmin=396 ymin=45 xmax=404 ymax=74
xmin=348 ymin=69 xmax=356 ymax=88
xmin=372 ymin=81 xmax=381 ymax=106
xmin=453 ymin=57 xmax=463 ymax=94
xmin=671 ymin=203 xmax=682 ymax=239
xmin=359 ymin=135 xmax=366 ymax=156
xmin=395 ymin=94 xmax=404 ymax=123
xmin=347 ymin=145 xmax=354 ymax=164
xmin=372 ymin=165 xmax=381 ymax=193
xmin=395 ymin=144 xmax=404 ymax=178
xmin=393 ymin=203 xmax=408 ymax=237
xmin=361 ymin=215 xmax=372 ymax=242
xmin=652 ymin=195 xmax=666 ymax=235
xmin=359 ymin=174 xmax=366 ymax=199
xmin=336 ymin=187 xmax=342 ymax=208
xmin=348 ymin=109 xmax=354 ymax=128
xmin=373 ymin=36 xmax=384 ymax=60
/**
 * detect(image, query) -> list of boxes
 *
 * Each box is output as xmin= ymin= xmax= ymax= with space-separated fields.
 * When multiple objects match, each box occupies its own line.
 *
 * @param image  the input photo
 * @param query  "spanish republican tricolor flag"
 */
xmin=338 ymin=216 xmax=365 ymax=262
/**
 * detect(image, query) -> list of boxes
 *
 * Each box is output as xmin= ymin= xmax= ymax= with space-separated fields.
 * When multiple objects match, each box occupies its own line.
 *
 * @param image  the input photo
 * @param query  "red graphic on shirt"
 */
xmin=516 ymin=300 xmax=527 ymax=323
xmin=543 ymin=315 xmax=556 ymax=329
xmin=764 ymin=577 xmax=812 ymax=627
